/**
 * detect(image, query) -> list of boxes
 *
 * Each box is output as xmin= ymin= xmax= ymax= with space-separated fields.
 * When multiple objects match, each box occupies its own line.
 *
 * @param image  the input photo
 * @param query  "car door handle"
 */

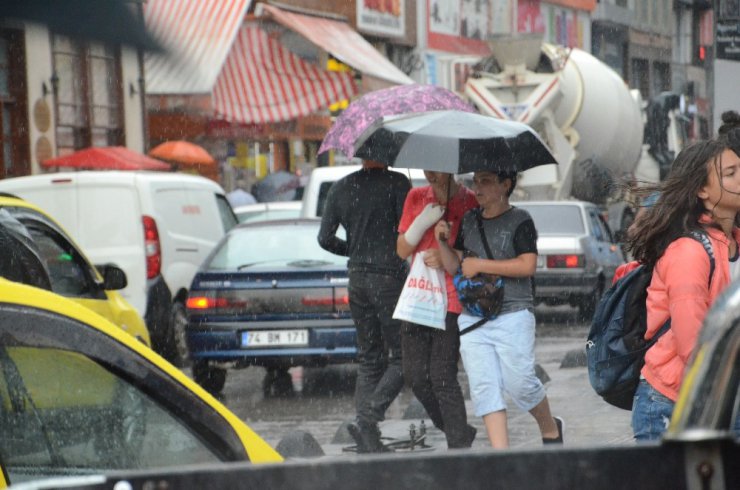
xmin=176 ymin=247 xmax=198 ymax=252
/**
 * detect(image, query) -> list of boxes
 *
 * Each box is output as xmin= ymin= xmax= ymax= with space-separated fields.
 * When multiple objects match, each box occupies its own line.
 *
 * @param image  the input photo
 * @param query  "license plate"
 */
xmin=241 ymin=329 xmax=308 ymax=347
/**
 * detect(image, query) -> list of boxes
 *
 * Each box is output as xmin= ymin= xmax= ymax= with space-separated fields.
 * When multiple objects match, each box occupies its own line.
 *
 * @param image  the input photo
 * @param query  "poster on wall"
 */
xmin=357 ymin=0 xmax=405 ymax=38
xmin=490 ymin=0 xmax=513 ymax=35
xmin=541 ymin=4 xmax=589 ymax=50
xmin=517 ymin=0 xmax=545 ymax=34
xmin=430 ymin=0 xmax=460 ymax=36
xmin=428 ymin=0 xmax=503 ymax=55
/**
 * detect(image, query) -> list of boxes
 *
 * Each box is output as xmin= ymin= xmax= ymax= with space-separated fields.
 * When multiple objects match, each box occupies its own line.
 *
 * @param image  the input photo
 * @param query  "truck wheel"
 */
xmin=193 ymin=360 xmax=227 ymax=395
xmin=168 ymin=301 xmax=190 ymax=367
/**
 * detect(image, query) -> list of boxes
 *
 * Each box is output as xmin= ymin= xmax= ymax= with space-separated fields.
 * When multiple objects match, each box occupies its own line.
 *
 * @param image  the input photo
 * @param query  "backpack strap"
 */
xmin=650 ymin=230 xmax=716 ymax=343
xmin=475 ymin=209 xmax=494 ymax=260
xmin=459 ymin=316 xmax=488 ymax=336
xmin=458 ymin=211 xmax=496 ymax=336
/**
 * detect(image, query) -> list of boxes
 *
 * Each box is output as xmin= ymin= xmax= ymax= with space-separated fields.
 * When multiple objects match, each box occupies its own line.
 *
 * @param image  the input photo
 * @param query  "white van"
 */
xmin=301 ymin=165 xmax=428 ymax=218
xmin=0 ymin=171 xmax=237 ymax=365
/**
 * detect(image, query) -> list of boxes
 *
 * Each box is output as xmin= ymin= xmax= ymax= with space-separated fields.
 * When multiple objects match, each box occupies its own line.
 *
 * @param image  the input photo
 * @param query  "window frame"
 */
xmin=51 ymin=34 xmax=124 ymax=154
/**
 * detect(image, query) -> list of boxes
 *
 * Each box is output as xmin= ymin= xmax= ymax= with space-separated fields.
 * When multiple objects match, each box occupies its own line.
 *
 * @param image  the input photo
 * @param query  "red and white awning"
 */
xmin=144 ymin=0 xmax=252 ymax=94
xmin=213 ymin=26 xmax=357 ymax=124
xmin=258 ymin=3 xmax=413 ymax=86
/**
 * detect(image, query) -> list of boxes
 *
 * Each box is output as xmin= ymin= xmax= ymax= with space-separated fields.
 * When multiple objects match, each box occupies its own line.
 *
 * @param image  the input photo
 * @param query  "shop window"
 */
xmin=0 ymin=29 xmax=29 ymax=178
xmin=52 ymin=35 xmax=123 ymax=155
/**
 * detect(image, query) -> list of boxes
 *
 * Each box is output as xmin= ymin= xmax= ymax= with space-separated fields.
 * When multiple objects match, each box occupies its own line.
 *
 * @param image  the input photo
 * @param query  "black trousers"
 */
xmin=401 ymin=313 xmax=470 ymax=448
xmin=348 ymin=270 xmax=405 ymax=426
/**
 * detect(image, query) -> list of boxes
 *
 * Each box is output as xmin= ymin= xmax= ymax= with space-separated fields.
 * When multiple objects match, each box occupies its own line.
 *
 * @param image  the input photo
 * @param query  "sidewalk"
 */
xmin=319 ymin=333 xmax=634 ymax=456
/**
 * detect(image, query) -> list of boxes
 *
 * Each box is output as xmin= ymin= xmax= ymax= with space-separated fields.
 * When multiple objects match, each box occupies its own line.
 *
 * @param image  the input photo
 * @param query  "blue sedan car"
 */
xmin=186 ymin=219 xmax=354 ymax=395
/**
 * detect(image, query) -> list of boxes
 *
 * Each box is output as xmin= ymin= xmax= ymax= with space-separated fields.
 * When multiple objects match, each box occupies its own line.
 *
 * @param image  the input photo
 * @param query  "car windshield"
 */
xmin=517 ymin=205 xmax=585 ymax=235
xmin=205 ymin=222 xmax=346 ymax=270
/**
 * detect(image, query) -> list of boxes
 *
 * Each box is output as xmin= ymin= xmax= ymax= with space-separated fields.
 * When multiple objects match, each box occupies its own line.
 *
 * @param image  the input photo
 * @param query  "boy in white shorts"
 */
xmin=435 ymin=170 xmax=563 ymax=448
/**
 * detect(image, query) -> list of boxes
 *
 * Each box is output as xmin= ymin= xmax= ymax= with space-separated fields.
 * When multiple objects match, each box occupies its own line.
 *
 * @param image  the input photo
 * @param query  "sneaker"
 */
xmin=543 ymin=416 xmax=564 ymax=445
xmin=447 ymin=423 xmax=477 ymax=449
xmin=463 ymin=424 xmax=477 ymax=447
xmin=347 ymin=422 xmax=391 ymax=453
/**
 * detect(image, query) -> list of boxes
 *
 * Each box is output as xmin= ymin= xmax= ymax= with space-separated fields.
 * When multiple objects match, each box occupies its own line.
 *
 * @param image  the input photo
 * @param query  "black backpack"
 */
xmin=586 ymin=231 xmax=715 ymax=410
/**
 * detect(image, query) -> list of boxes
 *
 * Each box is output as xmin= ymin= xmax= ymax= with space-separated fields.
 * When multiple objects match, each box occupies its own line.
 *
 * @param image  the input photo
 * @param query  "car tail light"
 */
xmin=301 ymin=287 xmax=350 ymax=311
xmin=187 ymin=293 xmax=248 ymax=312
xmin=142 ymin=215 xmax=161 ymax=279
xmin=334 ymin=287 xmax=350 ymax=311
xmin=546 ymin=254 xmax=584 ymax=268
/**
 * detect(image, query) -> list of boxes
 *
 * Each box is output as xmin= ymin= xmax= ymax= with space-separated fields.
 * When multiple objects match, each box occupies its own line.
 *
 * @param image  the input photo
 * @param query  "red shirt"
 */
xmin=398 ymin=185 xmax=479 ymax=313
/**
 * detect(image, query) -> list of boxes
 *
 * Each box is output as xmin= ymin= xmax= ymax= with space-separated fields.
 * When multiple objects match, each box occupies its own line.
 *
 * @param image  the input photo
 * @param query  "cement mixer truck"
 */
xmin=463 ymin=35 xmax=667 ymax=238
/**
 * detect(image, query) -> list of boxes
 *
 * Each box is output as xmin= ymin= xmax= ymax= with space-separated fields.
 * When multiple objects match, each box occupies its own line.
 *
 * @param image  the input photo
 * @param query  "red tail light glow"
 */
xmin=142 ymin=215 xmax=161 ymax=279
xmin=187 ymin=296 xmax=250 ymax=310
xmin=546 ymin=254 xmax=584 ymax=268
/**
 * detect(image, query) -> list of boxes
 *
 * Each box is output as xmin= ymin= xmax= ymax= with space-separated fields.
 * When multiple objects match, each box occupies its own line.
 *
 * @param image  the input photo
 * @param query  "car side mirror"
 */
xmin=96 ymin=264 xmax=128 ymax=290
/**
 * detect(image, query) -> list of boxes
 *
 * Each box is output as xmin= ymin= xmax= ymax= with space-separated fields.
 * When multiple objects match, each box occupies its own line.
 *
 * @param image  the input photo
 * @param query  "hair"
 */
xmin=718 ymin=110 xmax=740 ymax=156
xmin=718 ymin=110 xmax=740 ymax=136
xmin=626 ymin=139 xmax=731 ymax=268
xmin=496 ymin=171 xmax=518 ymax=197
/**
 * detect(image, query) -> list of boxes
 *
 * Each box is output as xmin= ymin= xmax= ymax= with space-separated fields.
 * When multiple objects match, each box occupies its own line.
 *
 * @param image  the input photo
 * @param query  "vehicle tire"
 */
xmin=193 ymin=360 xmax=227 ymax=395
xmin=578 ymin=280 xmax=604 ymax=323
xmin=263 ymin=367 xmax=294 ymax=398
xmin=167 ymin=301 xmax=190 ymax=367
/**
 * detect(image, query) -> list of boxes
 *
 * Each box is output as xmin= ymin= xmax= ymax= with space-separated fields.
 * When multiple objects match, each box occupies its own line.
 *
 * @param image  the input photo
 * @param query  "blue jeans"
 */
xmin=632 ymin=378 xmax=674 ymax=441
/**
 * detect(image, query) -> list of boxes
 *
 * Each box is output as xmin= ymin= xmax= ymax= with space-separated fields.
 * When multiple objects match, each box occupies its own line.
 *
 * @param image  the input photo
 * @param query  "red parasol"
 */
xmin=148 ymin=141 xmax=216 ymax=166
xmin=42 ymin=146 xmax=171 ymax=171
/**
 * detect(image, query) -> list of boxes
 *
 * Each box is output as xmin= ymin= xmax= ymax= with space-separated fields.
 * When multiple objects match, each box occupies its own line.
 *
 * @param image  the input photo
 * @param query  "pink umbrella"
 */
xmin=318 ymin=84 xmax=475 ymax=159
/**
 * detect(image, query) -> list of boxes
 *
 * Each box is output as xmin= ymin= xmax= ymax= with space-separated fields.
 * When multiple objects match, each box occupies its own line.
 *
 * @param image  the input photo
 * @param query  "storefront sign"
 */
xmin=428 ymin=0 xmax=510 ymax=55
xmin=357 ymin=0 xmax=405 ymax=38
xmin=717 ymin=21 xmax=740 ymax=61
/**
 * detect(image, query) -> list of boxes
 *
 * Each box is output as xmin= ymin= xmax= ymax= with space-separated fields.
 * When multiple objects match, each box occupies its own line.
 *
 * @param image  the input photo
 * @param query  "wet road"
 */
xmin=206 ymin=306 xmax=632 ymax=455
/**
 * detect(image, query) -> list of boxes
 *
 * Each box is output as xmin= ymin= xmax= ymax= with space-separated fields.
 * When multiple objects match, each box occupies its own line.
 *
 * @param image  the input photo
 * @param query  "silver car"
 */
xmin=515 ymin=201 xmax=625 ymax=320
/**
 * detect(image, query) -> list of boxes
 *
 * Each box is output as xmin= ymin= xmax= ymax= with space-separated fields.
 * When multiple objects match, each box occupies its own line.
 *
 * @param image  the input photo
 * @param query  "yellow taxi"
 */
xmin=0 ymin=195 xmax=150 ymax=345
xmin=0 ymin=278 xmax=281 ymax=487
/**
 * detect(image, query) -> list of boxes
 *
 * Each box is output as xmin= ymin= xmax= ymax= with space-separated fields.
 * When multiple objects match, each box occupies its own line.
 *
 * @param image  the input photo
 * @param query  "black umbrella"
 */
xmin=0 ymin=0 xmax=162 ymax=51
xmin=354 ymin=110 xmax=557 ymax=174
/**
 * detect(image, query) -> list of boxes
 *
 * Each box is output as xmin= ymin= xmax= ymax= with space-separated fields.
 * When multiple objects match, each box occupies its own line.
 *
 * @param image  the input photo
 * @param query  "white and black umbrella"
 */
xmin=353 ymin=110 xmax=557 ymax=174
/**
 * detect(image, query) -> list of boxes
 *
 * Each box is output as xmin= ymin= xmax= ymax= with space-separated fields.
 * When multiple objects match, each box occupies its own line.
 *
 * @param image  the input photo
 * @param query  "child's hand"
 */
xmin=461 ymin=257 xmax=482 ymax=278
xmin=422 ymin=248 xmax=442 ymax=269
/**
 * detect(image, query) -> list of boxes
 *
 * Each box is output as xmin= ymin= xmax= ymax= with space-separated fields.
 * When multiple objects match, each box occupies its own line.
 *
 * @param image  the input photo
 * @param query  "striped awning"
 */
xmin=258 ymin=4 xmax=413 ymax=86
xmin=144 ymin=0 xmax=252 ymax=94
xmin=213 ymin=26 xmax=358 ymax=124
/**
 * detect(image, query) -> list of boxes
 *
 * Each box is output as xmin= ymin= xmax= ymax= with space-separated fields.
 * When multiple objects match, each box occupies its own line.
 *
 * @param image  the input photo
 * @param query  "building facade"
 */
xmin=0 ymin=20 xmax=146 ymax=178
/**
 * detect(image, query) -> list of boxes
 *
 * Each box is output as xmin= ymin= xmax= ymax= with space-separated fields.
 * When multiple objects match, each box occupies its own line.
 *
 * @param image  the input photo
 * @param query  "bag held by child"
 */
xmin=586 ymin=231 xmax=714 ymax=410
xmin=454 ymin=210 xmax=505 ymax=335
xmin=393 ymin=252 xmax=447 ymax=329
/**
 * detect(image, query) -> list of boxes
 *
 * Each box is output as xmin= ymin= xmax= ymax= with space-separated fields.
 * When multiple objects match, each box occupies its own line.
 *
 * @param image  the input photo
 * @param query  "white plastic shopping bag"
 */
xmin=393 ymin=252 xmax=447 ymax=329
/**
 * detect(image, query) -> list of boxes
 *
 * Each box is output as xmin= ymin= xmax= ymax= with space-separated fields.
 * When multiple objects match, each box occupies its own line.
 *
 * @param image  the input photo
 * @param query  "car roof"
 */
xmin=513 ymin=200 xmax=595 ymax=208
xmin=0 ymin=170 xmax=225 ymax=192
xmin=233 ymin=217 xmax=321 ymax=230
xmin=233 ymin=201 xmax=303 ymax=214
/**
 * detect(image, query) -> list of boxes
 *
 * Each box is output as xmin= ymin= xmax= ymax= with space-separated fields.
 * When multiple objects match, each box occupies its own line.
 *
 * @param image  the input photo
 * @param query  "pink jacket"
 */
xmin=643 ymin=221 xmax=740 ymax=401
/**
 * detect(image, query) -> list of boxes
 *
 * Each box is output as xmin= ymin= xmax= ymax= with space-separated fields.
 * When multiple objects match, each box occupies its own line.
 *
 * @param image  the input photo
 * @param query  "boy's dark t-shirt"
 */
xmin=318 ymin=167 xmax=411 ymax=279
xmin=454 ymin=206 xmax=538 ymax=314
